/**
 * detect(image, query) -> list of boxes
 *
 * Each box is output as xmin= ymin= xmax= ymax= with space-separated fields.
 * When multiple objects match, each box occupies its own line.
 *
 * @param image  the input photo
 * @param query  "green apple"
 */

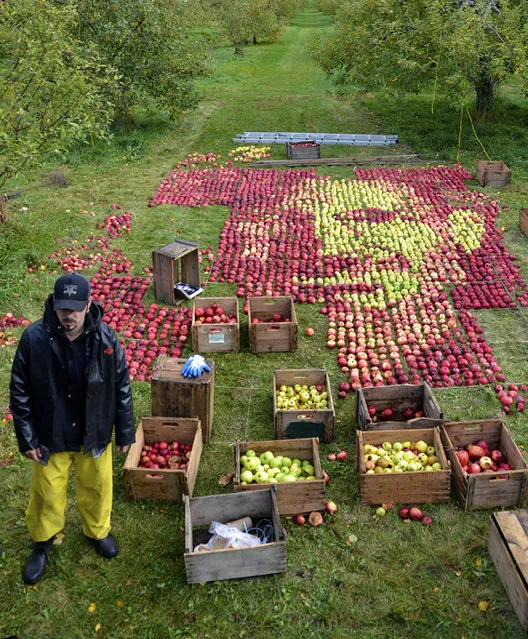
xmin=302 ymin=463 xmax=315 ymax=476
xmin=283 ymin=474 xmax=297 ymax=482
xmin=240 ymin=455 xmax=248 ymax=466
xmin=255 ymin=470 xmax=269 ymax=483
xmin=246 ymin=449 xmax=257 ymax=458
xmin=415 ymin=440 xmax=428 ymax=454
xmin=260 ymin=451 xmax=274 ymax=464
xmin=432 ymin=462 xmax=443 ymax=470
xmin=426 ymin=446 xmax=436 ymax=456
xmin=280 ymin=466 xmax=291 ymax=475
xmin=245 ymin=457 xmax=260 ymax=471
xmin=292 ymin=458 xmax=302 ymax=467
xmin=240 ymin=470 xmax=254 ymax=483
xmin=289 ymin=463 xmax=302 ymax=477
xmin=281 ymin=457 xmax=292 ymax=467
xmin=407 ymin=462 xmax=419 ymax=472
xmin=269 ymin=456 xmax=283 ymax=469
xmin=305 ymin=475 xmax=316 ymax=481
xmin=392 ymin=442 xmax=403 ymax=452
xmin=382 ymin=441 xmax=392 ymax=451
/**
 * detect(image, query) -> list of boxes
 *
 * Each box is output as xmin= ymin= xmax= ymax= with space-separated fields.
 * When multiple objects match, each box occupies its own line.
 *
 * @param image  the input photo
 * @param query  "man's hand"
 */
xmin=116 ymin=445 xmax=130 ymax=454
xmin=24 ymin=448 xmax=41 ymax=462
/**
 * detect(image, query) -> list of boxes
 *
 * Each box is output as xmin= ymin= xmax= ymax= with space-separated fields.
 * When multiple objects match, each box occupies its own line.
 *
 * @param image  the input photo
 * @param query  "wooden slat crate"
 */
xmin=488 ymin=510 xmax=528 ymax=632
xmin=192 ymin=297 xmax=239 ymax=353
xmin=151 ymin=355 xmax=214 ymax=443
xmin=441 ymin=420 xmax=528 ymax=511
xmin=356 ymin=383 xmax=444 ymax=430
xmin=274 ymin=369 xmax=335 ymax=442
xmin=286 ymin=142 xmax=320 ymax=160
xmin=152 ymin=239 xmax=200 ymax=305
xmin=520 ymin=209 xmax=528 ymax=238
xmin=183 ymin=486 xmax=287 ymax=583
xmin=476 ymin=161 xmax=511 ymax=188
xmin=248 ymin=296 xmax=298 ymax=353
xmin=123 ymin=417 xmax=202 ymax=501
xmin=233 ymin=438 xmax=325 ymax=515
xmin=357 ymin=427 xmax=450 ymax=505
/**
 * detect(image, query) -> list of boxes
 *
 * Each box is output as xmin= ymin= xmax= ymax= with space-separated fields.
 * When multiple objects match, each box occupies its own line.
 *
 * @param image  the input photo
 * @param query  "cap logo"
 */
xmin=63 ymin=284 xmax=78 ymax=296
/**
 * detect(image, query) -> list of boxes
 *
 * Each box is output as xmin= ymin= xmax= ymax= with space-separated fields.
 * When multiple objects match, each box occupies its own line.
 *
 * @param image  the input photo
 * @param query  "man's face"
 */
xmin=55 ymin=303 xmax=89 ymax=336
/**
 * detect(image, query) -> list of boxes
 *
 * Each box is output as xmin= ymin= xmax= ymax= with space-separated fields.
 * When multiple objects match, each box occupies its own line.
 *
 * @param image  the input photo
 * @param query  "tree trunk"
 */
xmin=475 ymin=70 xmax=494 ymax=120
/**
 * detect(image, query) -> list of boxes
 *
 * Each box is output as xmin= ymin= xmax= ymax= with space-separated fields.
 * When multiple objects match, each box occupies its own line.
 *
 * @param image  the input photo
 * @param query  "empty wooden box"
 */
xmin=183 ymin=486 xmax=287 ymax=583
xmin=152 ymin=239 xmax=200 ymax=305
xmin=151 ymin=355 xmax=214 ymax=443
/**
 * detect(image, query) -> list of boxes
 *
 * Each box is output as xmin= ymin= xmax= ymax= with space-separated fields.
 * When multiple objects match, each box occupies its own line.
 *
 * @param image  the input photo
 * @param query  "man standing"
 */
xmin=10 ymin=273 xmax=135 ymax=584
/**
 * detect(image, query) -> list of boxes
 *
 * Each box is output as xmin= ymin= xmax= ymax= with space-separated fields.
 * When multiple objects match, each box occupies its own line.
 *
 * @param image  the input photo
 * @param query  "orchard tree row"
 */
xmin=0 ymin=0 xmax=303 ymax=190
xmin=312 ymin=0 xmax=528 ymax=120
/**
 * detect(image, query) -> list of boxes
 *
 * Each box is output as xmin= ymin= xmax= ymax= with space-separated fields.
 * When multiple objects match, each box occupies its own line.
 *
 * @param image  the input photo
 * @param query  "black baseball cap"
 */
xmin=53 ymin=273 xmax=91 ymax=311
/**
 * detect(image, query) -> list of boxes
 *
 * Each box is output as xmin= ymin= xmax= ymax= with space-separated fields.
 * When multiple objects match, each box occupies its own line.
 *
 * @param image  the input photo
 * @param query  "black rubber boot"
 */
xmin=22 ymin=536 xmax=55 ymax=585
xmin=86 ymin=534 xmax=119 ymax=559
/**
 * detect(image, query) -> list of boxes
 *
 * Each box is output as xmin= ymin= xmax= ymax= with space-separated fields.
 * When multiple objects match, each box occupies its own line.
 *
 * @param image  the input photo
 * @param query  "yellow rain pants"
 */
xmin=26 ymin=446 xmax=113 ymax=542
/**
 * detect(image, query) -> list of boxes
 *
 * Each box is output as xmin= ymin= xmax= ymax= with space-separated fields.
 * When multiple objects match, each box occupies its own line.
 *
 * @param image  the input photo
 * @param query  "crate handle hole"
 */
xmin=145 ymin=473 xmax=164 ymax=480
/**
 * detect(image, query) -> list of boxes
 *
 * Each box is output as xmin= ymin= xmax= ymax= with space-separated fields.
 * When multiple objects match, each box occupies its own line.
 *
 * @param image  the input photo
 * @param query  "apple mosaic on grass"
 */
xmin=19 ymin=155 xmax=527 ymax=402
xmin=149 ymin=157 xmax=528 ymax=411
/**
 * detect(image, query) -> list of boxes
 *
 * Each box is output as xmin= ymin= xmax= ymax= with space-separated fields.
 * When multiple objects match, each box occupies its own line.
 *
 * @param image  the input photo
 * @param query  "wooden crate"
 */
xmin=441 ymin=420 xmax=528 ymax=511
xmin=248 ymin=296 xmax=298 ymax=353
xmin=152 ymin=239 xmax=200 ymax=305
xmin=357 ymin=427 xmax=450 ymax=505
xmin=274 ymin=369 xmax=335 ymax=442
xmin=488 ymin=510 xmax=528 ymax=632
xmin=151 ymin=355 xmax=214 ymax=443
xmin=476 ymin=161 xmax=511 ymax=188
xmin=286 ymin=142 xmax=320 ymax=160
xmin=123 ymin=417 xmax=202 ymax=501
xmin=192 ymin=297 xmax=239 ymax=353
xmin=183 ymin=486 xmax=287 ymax=583
xmin=356 ymin=383 xmax=444 ymax=431
xmin=233 ymin=438 xmax=325 ymax=515
xmin=520 ymin=208 xmax=528 ymax=238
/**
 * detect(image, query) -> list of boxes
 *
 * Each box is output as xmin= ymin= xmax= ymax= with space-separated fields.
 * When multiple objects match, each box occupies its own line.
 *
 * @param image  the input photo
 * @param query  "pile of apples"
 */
xmin=363 ymin=440 xmax=444 ymax=473
xmin=194 ymin=303 xmax=237 ymax=324
xmin=138 ymin=440 xmax=192 ymax=470
xmin=275 ymin=384 xmax=329 ymax=410
xmin=399 ymin=506 xmax=433 ymax=526
xmin=455 ymin=438 xmax=512 ymax=474
xmin=239 ymin=449 xmax=317 ymax=485
xmin=251 ymin=312 xmax=291 ymax=324
xmin=366 ymin=404 xmax=425 ymax=422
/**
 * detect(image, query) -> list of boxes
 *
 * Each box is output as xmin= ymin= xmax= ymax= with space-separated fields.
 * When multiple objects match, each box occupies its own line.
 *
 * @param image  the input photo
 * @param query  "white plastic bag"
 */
xmin=194 ymin=521 xmax=262 ymax=552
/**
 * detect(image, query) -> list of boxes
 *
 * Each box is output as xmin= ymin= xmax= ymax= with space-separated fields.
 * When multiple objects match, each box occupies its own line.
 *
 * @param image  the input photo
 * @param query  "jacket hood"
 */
xmin=43 ymin=294 xmax=103 ymax=334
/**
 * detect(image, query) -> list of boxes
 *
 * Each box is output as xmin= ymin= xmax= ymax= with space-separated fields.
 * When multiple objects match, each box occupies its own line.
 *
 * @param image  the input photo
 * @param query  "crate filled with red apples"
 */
xmin=192 ymin=297 xmax=239 ymax=353
xmin=356 ymin=383 xmax=444 ymax=431
xmin=442 ymin=419 xmax=528 ymax=510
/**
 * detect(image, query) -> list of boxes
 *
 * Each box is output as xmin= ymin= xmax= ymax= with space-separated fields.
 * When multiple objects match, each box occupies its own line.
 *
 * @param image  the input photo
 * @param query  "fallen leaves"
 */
xmin=218 ymin=472 xmax=233 ymax=487
xmin=88 ymin=603 xmax=97 ymax=613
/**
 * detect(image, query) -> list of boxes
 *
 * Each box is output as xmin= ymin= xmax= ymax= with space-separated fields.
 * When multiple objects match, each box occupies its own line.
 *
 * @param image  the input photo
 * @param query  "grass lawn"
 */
xmin=1 ymin=1 xmax=528 ymax=637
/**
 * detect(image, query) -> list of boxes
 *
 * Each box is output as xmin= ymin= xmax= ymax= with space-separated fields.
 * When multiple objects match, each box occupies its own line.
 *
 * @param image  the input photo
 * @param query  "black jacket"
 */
xmin=10 ymin=295 xmax=135 ymax=454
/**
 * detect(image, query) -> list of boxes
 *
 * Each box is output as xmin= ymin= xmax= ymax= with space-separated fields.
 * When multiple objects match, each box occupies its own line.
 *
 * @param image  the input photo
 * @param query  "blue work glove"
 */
xmin=181 ymin=355 xmax=211 ymax=378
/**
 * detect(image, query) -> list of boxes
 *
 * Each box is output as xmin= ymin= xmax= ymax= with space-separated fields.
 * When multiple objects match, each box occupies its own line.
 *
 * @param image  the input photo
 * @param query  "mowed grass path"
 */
xmin=1 ymin=1 xmax=527 ymax=638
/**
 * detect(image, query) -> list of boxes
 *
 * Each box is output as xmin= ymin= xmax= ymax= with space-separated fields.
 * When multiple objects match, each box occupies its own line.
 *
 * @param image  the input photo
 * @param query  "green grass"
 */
xmin=1 ymin=1 xmax=528 ymax=637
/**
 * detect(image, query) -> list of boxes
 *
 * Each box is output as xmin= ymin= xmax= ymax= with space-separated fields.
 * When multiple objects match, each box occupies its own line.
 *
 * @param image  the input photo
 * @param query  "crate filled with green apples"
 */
xmin=233 ymin=438 xmax=326 ymax=515
xmin=356 ymin=382 xmax=444 ymax=431
xmin=357 ymin=427 xmax=450 ymax=505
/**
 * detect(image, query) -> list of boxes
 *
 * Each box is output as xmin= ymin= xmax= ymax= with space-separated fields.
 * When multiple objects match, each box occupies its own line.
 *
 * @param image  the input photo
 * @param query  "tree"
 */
xmin=0 ymin=0 xmax=117 ymax=188
xmin=76 ymin=0 xmax=212 ymax=125
xmin=311 ymin=0 xmax=528 ymax=119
